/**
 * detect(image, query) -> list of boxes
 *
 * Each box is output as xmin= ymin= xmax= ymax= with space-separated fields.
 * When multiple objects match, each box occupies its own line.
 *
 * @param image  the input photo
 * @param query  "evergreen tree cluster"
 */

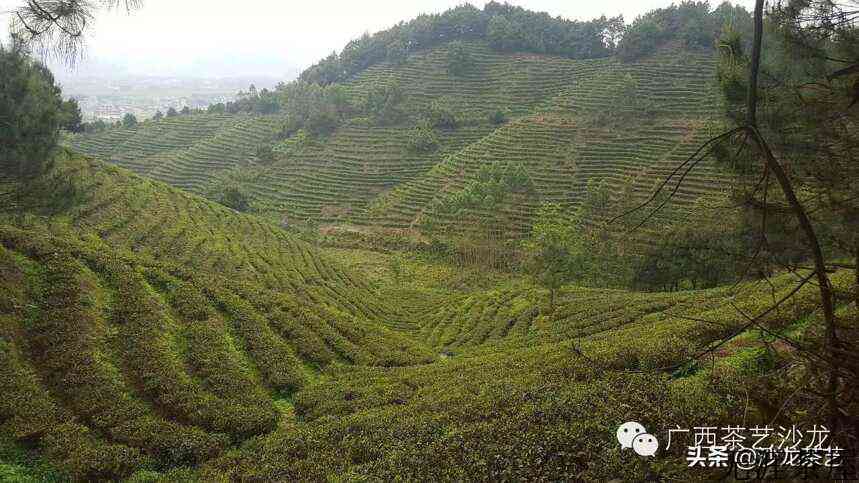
xmin=0 ymin=42 xmax=63 ymax=178
xmin=618 ymin=1 xmax=753 ymax=60
xmin=299 ymin=2 xmax=624 ymax=85
xmin=209 ymin=84 xmax=282 ymax=115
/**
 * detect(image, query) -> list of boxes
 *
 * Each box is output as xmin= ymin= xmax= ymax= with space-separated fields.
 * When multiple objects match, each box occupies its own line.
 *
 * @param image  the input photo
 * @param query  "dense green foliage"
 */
xmin=299 ymin=3 xmax=622 ymax=85
xmin=226 ymin=84 xmax=282 ymax=114
xmin=422 ymin=160 xmax=535 ymax=267
xmin=255 ymin=143 xmax=276 ymax=164
xmin=81 ymin=118 xmax=109 ymax=134
xmin=406 ymin=126 xmax=439 ymax=153
xmin=523 ymin=203 xmax=575 ymax=309
xmin=445 ymin=40 xmax=473 ymax=76
xmin=217 ymin=185 xmax=251 ymax=212
xmin=714 ymin=0 xmax=859 ymax=274
xmin=618 ymin=1 xmax=753 ymax=60
xmin=122 ymin=113 xmax=138 ymax=128
xmin=278 ymin=81 xmax=355 ymax=135
xmin=59 ymin=98 xmax=83 ymax=133
xmin=364 ymin=81 xmax=406 ymax=125
xmin=0 ymin=42 xmax=62 ymax=178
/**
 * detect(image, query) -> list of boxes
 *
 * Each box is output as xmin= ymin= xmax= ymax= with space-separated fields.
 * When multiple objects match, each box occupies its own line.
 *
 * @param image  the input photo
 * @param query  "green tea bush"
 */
xmin=0 ymin=232 xmax=227 ymax=467
xmin=406 ymin=126 xmax=439 ymax=153
xmin=95 ymin=257 xmax=278 ymax=440
xmin=208 ymin=286 xmax=307 ymax=393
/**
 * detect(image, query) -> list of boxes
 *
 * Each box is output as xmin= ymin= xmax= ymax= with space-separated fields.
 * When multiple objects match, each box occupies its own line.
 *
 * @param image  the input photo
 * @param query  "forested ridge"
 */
xmin=3 ymin=0 xmax=859 ymax=480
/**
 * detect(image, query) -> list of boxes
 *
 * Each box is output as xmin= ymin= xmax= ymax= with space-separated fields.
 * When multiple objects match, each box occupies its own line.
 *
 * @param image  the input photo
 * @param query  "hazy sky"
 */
xmin=0 ymin=0 xmax=757 ymax=78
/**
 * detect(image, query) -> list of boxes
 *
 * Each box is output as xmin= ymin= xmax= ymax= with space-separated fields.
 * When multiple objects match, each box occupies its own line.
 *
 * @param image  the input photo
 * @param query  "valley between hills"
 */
xmin=2 ymin=1 xmax=858 ymax=481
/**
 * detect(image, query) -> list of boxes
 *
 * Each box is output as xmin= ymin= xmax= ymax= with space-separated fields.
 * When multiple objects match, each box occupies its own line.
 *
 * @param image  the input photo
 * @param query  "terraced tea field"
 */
xmin=11 ymin=1 xmax=859 ymax=478
xmin=234 ymin=121 xmax=495 ymax=224
xmin=67 ymin=114 xmax=285 ymax=193
xmin=1 ymin=155 xmax=856 ymax=481
xmin=68 ymin=42 xmax=732 ymax=241
xmin=198 ymin=251 xmax=856 ymax=481
xmin=326 ymin=246 xmax=854 ymax=357
xmin=370 ymin=48 xmax=728 ymax=237
xmin=0 ymin=155 xmax=448 ymax=477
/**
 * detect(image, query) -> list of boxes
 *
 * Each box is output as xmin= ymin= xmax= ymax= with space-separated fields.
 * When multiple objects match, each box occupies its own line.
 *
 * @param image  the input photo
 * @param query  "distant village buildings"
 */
xmin=62 ymin=76 xmax=271 ymax=121
xmin=78 ymin=94 xmax=235 ymax=121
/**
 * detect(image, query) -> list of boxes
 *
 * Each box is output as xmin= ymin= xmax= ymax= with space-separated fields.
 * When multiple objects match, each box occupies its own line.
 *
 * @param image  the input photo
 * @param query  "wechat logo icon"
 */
xmin=617 ymin=421 xmax=659 ymax=457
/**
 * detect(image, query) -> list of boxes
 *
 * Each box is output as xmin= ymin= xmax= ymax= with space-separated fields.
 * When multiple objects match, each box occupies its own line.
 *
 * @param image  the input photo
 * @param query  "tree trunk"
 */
xmin=854 ymin=243 xmax=858 ymax=311
xmin=746 ymin=0 xmax=840 ymax=430
xmin=746 ymin=0 xmax=763 ymax=128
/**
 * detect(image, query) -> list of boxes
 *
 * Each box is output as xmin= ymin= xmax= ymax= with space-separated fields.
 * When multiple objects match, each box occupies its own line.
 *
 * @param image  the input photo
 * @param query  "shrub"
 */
xmin=255 ymin=144 xmax=276 ymax=164
xmin=386 ymin=39 xmax=407 ymax=65
xmin=122 ymin=113 xmax=138 ymax=127
xmin=82 ymin=119 xmax=108 ymax=133
xmin=407 ymin=127 xmax=439 ymax=153
xmin=423 ymin=97 xmax=458 ymax=130
xmin=218 ymin=186 xmax=251 ymax=212
xmin=487 ymin=15 xmax=521 ymax=52
xmin=306 ymin=107 xmax=339 ymax=135
xmin=446 ymin=40 xmax=472 ymax=76
xmin=488 ymin=109 xmax=508 ymax=125
xmin=619 ymin=17 xmax=663 ymax=61
xmin=60 ymin=98 xmax=83 ymax=133
xmin=365 ymin=81 xmax=406 ymax=125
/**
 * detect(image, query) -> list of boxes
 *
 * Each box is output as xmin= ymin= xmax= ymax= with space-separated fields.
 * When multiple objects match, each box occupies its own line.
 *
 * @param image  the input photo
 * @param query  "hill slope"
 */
xmin=0 ymin=155 xmax=434 ymax=479
xmin=66 ymin=114 xmax=285 ymax=193
xmin=23 ymin=4 xmax=858 ymax=480
xmin=1 ymin=158 xmax=855 ymax=481
xmin=68 ymin=41 xmax=730 ymax=239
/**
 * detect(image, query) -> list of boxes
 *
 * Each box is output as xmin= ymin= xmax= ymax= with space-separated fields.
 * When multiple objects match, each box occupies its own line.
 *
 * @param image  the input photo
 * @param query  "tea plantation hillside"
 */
xmin=66 ymin=114 xmax=285 ymax=193
xmin=67 ymin=41 xmax=729 ymax=240
xmin=1 ymin=156 xmax=856 ymax=480
xmin=191 ymin=247 xmax=855 ymax=481
xmin=0 ymin=155 xmax=442 ymax=479
xmin=8 ymin=1 xmax=858 ymax=480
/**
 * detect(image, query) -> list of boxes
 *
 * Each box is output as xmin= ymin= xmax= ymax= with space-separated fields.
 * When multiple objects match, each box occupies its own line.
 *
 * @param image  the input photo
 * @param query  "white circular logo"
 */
xmin=616 ymin=421 xmax=646 ymax=449
xmin=633 ymin=433 xmax=659 ymax=457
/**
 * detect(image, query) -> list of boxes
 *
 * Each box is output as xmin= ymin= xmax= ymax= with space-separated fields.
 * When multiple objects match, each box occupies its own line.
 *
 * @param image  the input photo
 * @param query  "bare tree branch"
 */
xmin=623 ymin=269 xmax=818 ymax=374
xmin=8 ymin=0 xmax=142 ymax=65
xmin=606 ymin=127 xmax=744 ymax=231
